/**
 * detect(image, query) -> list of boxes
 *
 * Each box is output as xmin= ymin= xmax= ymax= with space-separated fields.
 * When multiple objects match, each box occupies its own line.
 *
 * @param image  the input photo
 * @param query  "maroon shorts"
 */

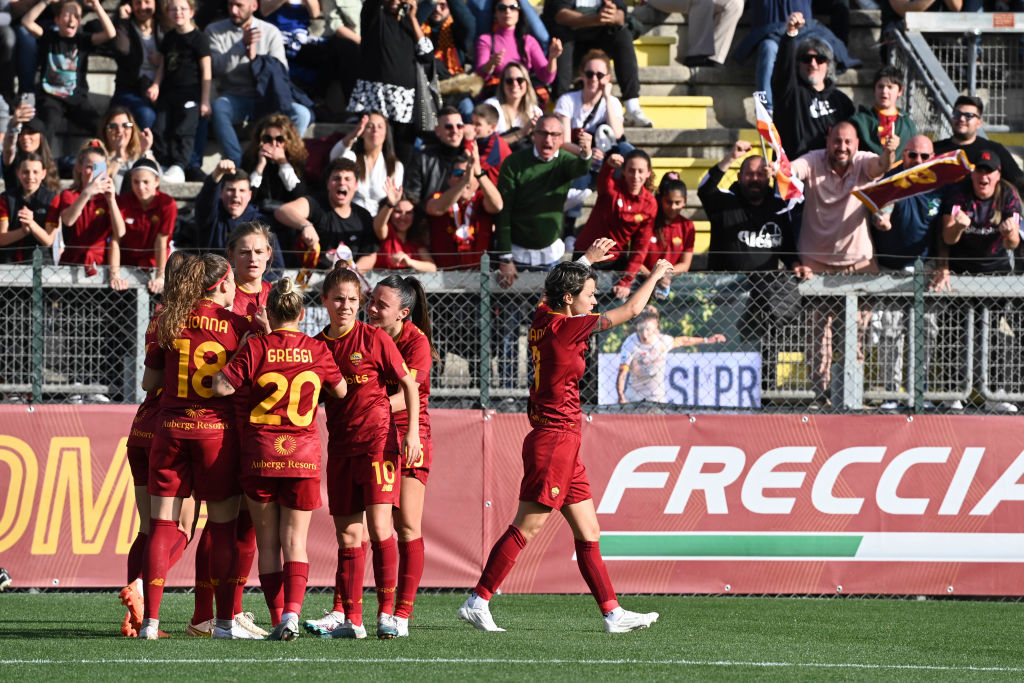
xmin=242 ymin=474 xmax=322 ymax=511
xmin=326 ymin=451 xmax=401 ymax=516
xmin=148 ymin=432 xmax=241 ymax=501
xmin=127 ymin=445 xmax=149 ymax=487
xmin=519 ymin=428 xmax=591 ymax=510
xmin=400 ymin=436 xmax=432 ymax=484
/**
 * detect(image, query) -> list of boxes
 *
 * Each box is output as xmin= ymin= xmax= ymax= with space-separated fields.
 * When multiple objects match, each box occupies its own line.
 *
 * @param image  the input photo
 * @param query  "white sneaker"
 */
xmin=212 ymin=620 xmax=264 ymax=640
xmin=139 ymin=618 xmax=160 ymax=640
xmin=604 ymin=607 xmax=659 ymax=633
xmin=268 ymin=614 xmax=300 ymax=641
xmin=162 ymin=165 xmax=185 ymax=184
xmin=563 ymin=188 xmax=592 ymax=212
xmin=303 ymin=609 xmax=346 ymax=636
xmin=234 ymin=611 xmax=269 ymax=637
xmin=377 ymin=613 xmax=399 ymax=639
xmin=329 ymin=619 xmax=367 ymax=639
xmin=624 ymin=110 xmax=654 ymax=128
xmin=186 ymin=618 xmax=215 ymax=637
xmin=395 ymin=616 xmax=409 ymax=637
xmin=457 ymin=595 xmax=505 ymax=632
xmin=985 ymin=400 xmax=1018 ymax=413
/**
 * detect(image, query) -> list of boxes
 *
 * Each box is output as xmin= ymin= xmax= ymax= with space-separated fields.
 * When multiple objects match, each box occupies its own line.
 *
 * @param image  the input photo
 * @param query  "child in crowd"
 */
xmin=147 ymin=0 xmax=211 ymax=184
xmin=0 ymin=152 xmax=59 ymax=263
xmin=115 ymin=158 xmax=176 ymax=292
xmin=640 ymin=172 xmax=695 ymax=297
xmin=849 ymin=65 xmax=916 ymax=158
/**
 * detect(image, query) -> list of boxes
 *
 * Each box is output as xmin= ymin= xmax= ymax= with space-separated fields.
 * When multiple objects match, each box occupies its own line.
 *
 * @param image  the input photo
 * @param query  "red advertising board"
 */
xmin=2 ymin=407 xmax=1023 ymax=595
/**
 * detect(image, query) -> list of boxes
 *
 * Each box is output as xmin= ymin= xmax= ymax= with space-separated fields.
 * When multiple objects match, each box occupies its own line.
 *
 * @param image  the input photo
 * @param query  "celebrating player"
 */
xmin=213 ymin=277 xmax=346 ymax=641
xmin=305 ymin=266 xmax=420 ymax=640
xmin=458 ymin=242 xmax=670 ymax=633
xmin=138 ymin=253 xmax=256 ymax=640
xmin=366 ymin=275 xmax=437 ymax=637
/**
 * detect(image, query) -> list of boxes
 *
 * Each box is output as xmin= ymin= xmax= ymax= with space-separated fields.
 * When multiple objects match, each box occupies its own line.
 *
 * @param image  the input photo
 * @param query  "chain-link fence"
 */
xmin=4 ymin=253 xmax=1024 ymax=414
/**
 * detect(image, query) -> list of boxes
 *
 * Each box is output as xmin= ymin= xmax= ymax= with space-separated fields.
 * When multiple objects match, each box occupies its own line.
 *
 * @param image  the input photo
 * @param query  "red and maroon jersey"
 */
xmin=145 ymin=299 xmax=251 ymax=439
xmin=428 ymin=191 xmax=494 ymax=270
xmin=526 ymin=303 xmax=600 ymax=433
xmin=386 ymin=320 xmax=432 ymax=439
xmin=231 ymin=280 xmax=272 ymax=332
xmin=316 ymin=320 xmax=409 ymax=458
xmin=126 ymin=310 xmax=163 ymax=448
xmin=49 ymin=190 xmax=111 ymax=266
xmin=220 ymin=329 xmax=342 ymax=478
xmin=374 ymin=232 xmax=428 ymax=270
xmin=642 ymin=216 xmax=695 ymax=271
xmin=117 ymin=190 xmax=176 ymax=268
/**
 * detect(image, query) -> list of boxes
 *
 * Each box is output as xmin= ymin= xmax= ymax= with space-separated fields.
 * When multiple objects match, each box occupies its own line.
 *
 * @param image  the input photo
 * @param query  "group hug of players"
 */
xmin=121 ymin=223 xmax=666 ymax=641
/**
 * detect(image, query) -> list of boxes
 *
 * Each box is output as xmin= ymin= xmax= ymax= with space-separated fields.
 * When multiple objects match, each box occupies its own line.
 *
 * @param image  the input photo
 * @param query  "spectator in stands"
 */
xmin=791 ymin=122 xmax=896 ymax=406
xmin=114 ymin=158 xmax=176 ymax=293
xmin=475 ymin=1 xmax=560 ymax=105
xmin=630 ymin=0 xmax=743 ymax=68
xmin=51 ymin=142 xmax=127 ymax=286
xmin=573 ymin=150 xmax=658 ymax=299
xmin=259 ymin=0 xmax=326 ymax=96
xmin=241 ymin=113 xmax=309 ymax=213
xmin=0 ymin=0 xmax=14 ymax=100
xmin=849 ymin=65 xmax=916 ymax=157
xmin=543 ymin=0 xmax=653 ymax=127
xmin=194 ymin=160 xmax=275 ymax=259
xmin=771 ymin=11 xmax=854 ymax=159
xmin=420 ymin=0 xmax=476 ymax=119
xmin=347 ymin=0 xmax=433 ymax=165
xmin=22 ymin=0 xmax=117 ymax=142
xmin=639 ymin=172 xmax=695 ymax=292
xmin=206 ymin=0 xmax=312 ymax=166
xmin=868 ymin=134 xmax=943 ymax=410
xmin=106 ymin=0 xmax=165 ymax=132
xmin=328 ymin=112 xmax=405 ymax=215
xmin=426 ymin=146 xmax=502 ymax=269
xmin=99 ymin=107 xmax=153 ymax=193
xmin=371 ymin=192 xmax=437 ymax=271
xmin=466 ymin=0 xmax=549 ymax=46
xmin=940 ymin=150 xmax=1022 ymax=412
xmin=324 ymin=0 xmax=362 ymax=43
xmin=484 ymin=61 xmax=544 ymax=152
xmin=274 ymin=157 xmax=379 ymax=270
xmin=0 ymin=152 xmax=59 ymax=263
xmin=934 ymin=96 xmax=1024 ymax=192
xmin=2 ymin=111 xmax=59 ymax=191
xmin=319 ymin=0 xmax=363 ymax=105
xmin=466 ymin=102 xmax=511 ymax=186
xmin=879 ymin=0 xmax=975 ymax=62
xmin=733 ymin=0 xmax=859 ymax=112
xmin=149 ymin=0 xmax=211 ymax=184
xmin=553 ymin=50 xmax=624 ymax=152
xmin=405 ymin=106 xmax=468 ymax=208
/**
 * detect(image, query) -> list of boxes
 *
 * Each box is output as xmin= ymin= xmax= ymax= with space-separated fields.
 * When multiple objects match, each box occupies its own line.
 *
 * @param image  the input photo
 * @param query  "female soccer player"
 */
xmin=366 ymin=275 xmax=437 ymax=637
xmin=305 ymin=266 xmax=421 ymax=640
xmin=458 ymin=244 xmax=672 ymax=633
xmin=213 ymin=277 xmax=346 ymax=641
xmin=138 ymin=253 xmax=256 ymax=640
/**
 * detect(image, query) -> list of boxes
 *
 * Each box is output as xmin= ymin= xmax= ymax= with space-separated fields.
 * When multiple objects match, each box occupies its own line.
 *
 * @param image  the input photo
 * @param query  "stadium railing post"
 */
xmin=912 ymin=258 xmax=926 ymax=414
xmin=30 ymin=247 xmax=43 ymax=403
xmin=478 ymin=254 xmax=491 ymax=409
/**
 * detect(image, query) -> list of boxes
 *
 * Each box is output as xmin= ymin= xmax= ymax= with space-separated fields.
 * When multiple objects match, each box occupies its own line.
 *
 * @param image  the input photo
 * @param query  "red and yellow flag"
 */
xmin=852 ymin=149 xmax=971 ymax=213
xmin=754 ymin=92 xmax=803 ymax=204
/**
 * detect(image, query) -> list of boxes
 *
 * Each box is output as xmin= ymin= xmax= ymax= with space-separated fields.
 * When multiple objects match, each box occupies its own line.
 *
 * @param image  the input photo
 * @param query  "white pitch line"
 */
xmin=0 ymin=657 xmax=1021 ymax=673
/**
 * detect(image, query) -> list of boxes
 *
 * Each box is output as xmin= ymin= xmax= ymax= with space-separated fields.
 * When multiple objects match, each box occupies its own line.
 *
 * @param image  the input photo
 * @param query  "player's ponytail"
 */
xmin=267 ymin=277 xmax=304 ymax=324
xmin=157 ymin=254 xmax=231 ymax=348
xmin=378 ymin=274 xmax=438 ymax=359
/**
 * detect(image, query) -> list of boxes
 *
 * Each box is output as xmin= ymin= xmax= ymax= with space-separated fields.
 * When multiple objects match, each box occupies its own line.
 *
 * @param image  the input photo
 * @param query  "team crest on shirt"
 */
xmin=273 ymin=435 xmax=297 ymax=455
xmin=350 ymin=351 xmax=364 ymax=365
xmin=550 ymin=486 xmax=560 ymax=498
xmin=672 ymin=236 xmax=683 ymax=246
xmin=95 ymin=207 xmax=106 ymax=216
xmin=634 ymin=213 xmax=644 ymax=223
xmin=151 ymin=215 xmax=160 ymax=224
xmin=184 ymin=405 xmax=208 ymax=419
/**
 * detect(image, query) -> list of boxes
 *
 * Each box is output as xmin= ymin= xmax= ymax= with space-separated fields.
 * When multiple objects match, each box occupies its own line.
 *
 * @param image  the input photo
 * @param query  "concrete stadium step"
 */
xmin=637 ymin=95 xmax=715 ymax=129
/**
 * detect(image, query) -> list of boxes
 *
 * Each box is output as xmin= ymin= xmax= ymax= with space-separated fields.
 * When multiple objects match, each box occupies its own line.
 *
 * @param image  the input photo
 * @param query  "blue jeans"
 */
xmin=466 ymin=0 xmax=549 ymax=46
xmin=211 ymin=94 xmax=312 ymax=165
xmin=756 ymin=37 xmax=779 ymax=111
xmin=110 ymin=91 xmax=157 ymax=131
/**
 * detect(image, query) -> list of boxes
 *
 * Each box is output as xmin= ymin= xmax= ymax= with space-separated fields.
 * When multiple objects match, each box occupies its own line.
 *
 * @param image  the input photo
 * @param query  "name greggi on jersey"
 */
xmin=267 ymin=348 xmax=314 ymax=363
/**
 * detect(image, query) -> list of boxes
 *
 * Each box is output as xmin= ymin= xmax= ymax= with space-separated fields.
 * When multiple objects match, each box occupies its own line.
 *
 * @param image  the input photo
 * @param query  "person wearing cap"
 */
xmin=939 ymin=147 xmax=1023 ymax=413
xmin=934 ymin=95 xmax=1024 ymax=192
xmin=113 ymin=158 xmax=177 ymax=293
xmin=2 ymin=108 xmax=59 ymax=192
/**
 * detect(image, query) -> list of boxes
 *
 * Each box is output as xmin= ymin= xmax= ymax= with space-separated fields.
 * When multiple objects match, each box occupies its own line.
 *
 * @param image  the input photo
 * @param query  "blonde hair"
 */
xmin=267 ymin=277 xmax=304 ymax=324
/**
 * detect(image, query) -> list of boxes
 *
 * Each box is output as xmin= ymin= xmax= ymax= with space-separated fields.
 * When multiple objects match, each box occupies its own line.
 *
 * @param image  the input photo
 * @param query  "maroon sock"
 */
xmin=340 ymin=545 xmax=365 ymax=626
xmin=260 ymin=571 xmax=284 ymax=626
xmin=282 ymin=561 xmax=309 ymax=617
xmin=192 ymin=525 xmax=214 ymax=624
xmin=233 ymin=510 xmax=256 ymax=615
xmin=206 ymin=519 xmax=239 ymax=620
xmin=371 ymin=537 xmax=398 ymax=616
xmin=474 ymin=525 xmax=527 ymax=600
xmin=126 ymin=532 xmax=148 ymax=584
xmin=395 ymin=538 xmax=424 ymax=619
xmin=167 ymin=529 xmax=188 ymax=570
xmin=142 ymin=519 xmax=178 ymax=619
xmin=574 ymin=539 xmax=619 ymax=614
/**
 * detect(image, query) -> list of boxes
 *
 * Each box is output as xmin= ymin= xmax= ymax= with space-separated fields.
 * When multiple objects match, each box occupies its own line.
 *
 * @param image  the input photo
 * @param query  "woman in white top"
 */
xmin=553 ymin=49 xmax=625 ymax=159
xmin=329 ymin=111 xmax=405 ymax=215
xmin=483 ymin=61 xmax=543 ymax=152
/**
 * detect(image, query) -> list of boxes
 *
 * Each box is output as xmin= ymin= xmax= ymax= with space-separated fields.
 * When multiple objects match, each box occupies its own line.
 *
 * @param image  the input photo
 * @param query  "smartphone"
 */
xmin=92 ymin=160 xmax=107 ymax=178
xmin=20 ymin=92 xmax=35 ymax=109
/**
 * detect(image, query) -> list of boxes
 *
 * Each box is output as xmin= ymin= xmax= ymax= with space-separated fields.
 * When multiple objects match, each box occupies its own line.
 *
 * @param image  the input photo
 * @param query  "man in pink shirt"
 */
xmin=790 ymin=121 xmax=897 ymax=407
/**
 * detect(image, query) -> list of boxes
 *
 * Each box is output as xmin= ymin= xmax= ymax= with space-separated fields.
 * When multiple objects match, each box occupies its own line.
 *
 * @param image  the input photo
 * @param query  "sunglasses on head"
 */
xmin=583 ymin=69 xmax=607 ymax=80
xmin=261 ymin=134 xmax=286 ymax=144
xmin=443 ymin=121 xmax=465 ymax=131
xmin=952 ymin=111 xmax=979 ymax=121
xmin=106 ymin=122 xmax=134 ymax=130
xmin=906 ymin=152 xmax=932 ymax=160
xmin=798 ymin=54 xmax=828 ymax=65
xmin=504 ymin=76 xmax=527 ymax=86
xmin=495 ymin=3 xmax=519 ymax=10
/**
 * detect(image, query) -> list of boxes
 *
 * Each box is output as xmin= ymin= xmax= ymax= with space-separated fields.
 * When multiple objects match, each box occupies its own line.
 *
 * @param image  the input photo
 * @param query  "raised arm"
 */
xmin=598 ymin=259 xmax=674 ymax=330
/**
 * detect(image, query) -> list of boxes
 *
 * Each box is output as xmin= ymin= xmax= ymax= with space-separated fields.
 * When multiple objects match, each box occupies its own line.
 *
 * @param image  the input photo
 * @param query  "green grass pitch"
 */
xmin=1 ymin=592 xmax=1022 ymax=681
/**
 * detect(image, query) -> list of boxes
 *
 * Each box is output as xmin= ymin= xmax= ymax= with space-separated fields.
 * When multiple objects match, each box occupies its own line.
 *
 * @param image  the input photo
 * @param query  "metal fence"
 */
xmin=3 ymin=254 xmax=1024 ymax=414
